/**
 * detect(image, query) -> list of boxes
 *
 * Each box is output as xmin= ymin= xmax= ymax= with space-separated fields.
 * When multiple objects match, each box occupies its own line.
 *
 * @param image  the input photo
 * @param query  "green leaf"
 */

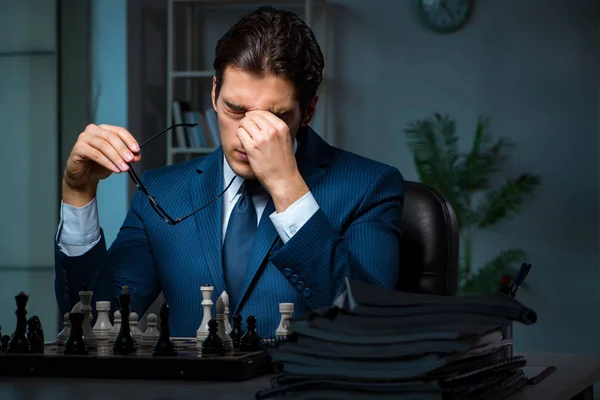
xmin=476 ymin=173 xmax=541 ymax=229
xmin=461 ymin=249 xmax=527 ymax=295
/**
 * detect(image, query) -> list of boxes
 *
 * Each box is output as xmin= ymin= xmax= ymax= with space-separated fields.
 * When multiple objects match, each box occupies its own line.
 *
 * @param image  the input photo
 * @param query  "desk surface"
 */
xmin=1 ymin=352 xmax=599 ymax=400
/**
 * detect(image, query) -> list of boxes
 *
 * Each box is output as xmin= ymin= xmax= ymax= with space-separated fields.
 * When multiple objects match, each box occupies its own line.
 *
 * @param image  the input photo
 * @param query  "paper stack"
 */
xmin=256 ymin=278 xmax=537 ymax=400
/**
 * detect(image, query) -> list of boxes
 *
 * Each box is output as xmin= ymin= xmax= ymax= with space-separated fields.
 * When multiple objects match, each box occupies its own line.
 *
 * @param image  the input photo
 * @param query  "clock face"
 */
xmin=417 ymin=0 xmax=473 ymax=33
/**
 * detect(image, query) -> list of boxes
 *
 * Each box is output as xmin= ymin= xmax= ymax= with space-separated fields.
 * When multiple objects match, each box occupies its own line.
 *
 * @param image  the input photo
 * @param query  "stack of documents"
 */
xmin=256 ymin=278 xmax=537 ymax=400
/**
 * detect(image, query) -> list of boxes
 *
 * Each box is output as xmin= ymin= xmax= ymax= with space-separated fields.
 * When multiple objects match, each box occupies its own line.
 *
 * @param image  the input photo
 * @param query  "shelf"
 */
xmin=172 ymin=70 xmax=214 ymax=78
xmin=0 ymin=50 xmax=56 ymax=57
xmin=171 ymin=147 xmax=218 ymax=155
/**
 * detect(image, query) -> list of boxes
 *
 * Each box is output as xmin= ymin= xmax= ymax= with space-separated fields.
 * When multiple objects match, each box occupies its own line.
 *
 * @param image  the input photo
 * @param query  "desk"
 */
xmin=1 ymin=353 xmax=599 ymax=399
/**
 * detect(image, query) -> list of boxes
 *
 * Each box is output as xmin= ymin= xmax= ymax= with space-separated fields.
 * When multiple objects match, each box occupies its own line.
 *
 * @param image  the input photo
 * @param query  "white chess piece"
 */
xmin=221 ymin=291 xmax=232 ymax=334
xmin=141 ymin=313 xmax=160 ymax=348
xmin=78 ymin=287 xmax=98 ymax=349
xmin=276 ymin=303 xmax=294 ymax=339
xmin=196 ymin=284 xmax=214 ymax=342
xmin=92 ymin=301 xmax=112 ymax=340
xmin=108 ymin=310 xmax=121 ymax=342
xmin=129 ymin=312 xmax=143 ymax=344
xmin=57 ymin=312 xmax=71 ymax=345
xmin=215 ymin=295 xmax=233 ymax=351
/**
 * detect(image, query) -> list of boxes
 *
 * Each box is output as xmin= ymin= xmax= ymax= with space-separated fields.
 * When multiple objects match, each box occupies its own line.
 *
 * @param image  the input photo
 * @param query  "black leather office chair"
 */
xmin=397 ymin=181 xmax=459 ymax=296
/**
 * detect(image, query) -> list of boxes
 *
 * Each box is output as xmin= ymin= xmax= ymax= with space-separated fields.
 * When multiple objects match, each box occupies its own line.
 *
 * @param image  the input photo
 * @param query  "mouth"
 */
xmin=236 ymin=150 xmax=248 ymax=161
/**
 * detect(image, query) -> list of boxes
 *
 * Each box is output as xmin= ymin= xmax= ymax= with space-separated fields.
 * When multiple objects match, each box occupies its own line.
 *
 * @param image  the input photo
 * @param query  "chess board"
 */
xmin=0 ymin=338 xmax=272 ymax=381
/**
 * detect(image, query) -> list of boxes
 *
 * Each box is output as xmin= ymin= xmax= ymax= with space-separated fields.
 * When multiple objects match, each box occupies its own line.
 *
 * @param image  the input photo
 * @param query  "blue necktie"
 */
xmin=222 ymin=180 xmax=259 ymax=307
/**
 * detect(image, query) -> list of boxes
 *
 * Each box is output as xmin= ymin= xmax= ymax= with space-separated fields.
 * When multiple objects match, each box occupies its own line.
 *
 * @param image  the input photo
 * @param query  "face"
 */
xmin=211 ymin=66 xmax=317 ymax=179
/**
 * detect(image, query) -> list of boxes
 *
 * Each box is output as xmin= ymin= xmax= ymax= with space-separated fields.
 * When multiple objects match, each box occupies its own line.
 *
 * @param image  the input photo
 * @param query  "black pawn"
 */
xmin=239 ymin=315 xmax=263 ymax=352
xmin=27 ymin=316 xmax=44 ymax=353
xmin=113 ymin=286 xmax=136 ymax=354
xmin=229 ymin=314 xmax=244 ymax=350
xmin=7 ymin=292 xmax=30 ymax=353
xmin=64 ymin=312 xmax=88 ymax=355
xmin=202 ymin=319 xmax=225 ymax=355
xmin=152 ymin=302 xmax=177 ymax=357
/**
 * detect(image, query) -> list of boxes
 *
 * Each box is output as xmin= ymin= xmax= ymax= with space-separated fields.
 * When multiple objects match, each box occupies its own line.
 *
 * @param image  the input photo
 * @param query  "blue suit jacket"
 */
xmin=54 ymin=127 xmax=405 ymax=338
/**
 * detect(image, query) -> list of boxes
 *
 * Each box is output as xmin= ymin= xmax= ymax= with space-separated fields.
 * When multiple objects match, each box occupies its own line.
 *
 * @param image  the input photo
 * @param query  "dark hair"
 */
xmin=213 ymin=6 xmax=324 ymax=115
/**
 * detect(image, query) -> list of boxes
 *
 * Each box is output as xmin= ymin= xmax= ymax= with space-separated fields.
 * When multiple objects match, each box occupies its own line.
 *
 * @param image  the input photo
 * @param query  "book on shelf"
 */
xmin=171 ymin=100 xmax=221 ymax=150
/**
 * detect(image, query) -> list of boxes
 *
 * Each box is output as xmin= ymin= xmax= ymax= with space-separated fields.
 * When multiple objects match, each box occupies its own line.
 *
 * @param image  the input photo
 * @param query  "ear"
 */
xmin=211 ymin=76 xmax=218 ymax=112
xmin=301 ymin=95 xmax=319 ymax=126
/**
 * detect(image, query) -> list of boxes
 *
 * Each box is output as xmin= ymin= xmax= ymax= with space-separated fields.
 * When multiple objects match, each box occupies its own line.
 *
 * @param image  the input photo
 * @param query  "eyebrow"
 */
xmin=223 ymin=100 xmax=291 ymax=119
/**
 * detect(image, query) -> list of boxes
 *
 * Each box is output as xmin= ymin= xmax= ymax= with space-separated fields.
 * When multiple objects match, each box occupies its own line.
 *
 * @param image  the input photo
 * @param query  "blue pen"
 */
xmin=509 ymin=262 xmax=532 ymax=297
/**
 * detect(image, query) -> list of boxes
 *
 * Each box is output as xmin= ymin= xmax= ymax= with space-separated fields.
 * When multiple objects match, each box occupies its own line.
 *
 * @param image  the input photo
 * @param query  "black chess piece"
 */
xmin=152 ymin=302 xmax=177 ymax=357
xmin=239 ymin=315 xmax=263 ymax=352
xmin=27 ymin=316 xmax=44 ymax=353
xmin=113 ymin=286 xmax=137 ymax=355
xmin=229 ymin=314 xmax=244 ymax=350
xmin=64 ymin=312 xmax=88 ymax=355
xmin=7 ymin=292 xmax=31 ymax=353
xmin=202 ymin=319 xmax=225 ymax=355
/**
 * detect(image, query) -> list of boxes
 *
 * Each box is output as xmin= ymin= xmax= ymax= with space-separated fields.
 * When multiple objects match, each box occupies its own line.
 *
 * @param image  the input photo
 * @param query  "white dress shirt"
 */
xmin=57 ymin=149 xmax=320 ymax=257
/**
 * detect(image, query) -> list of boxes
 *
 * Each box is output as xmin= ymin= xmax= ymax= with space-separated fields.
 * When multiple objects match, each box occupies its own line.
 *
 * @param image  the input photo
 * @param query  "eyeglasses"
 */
xmin=127 ymin=124 xmax=235 ymax=225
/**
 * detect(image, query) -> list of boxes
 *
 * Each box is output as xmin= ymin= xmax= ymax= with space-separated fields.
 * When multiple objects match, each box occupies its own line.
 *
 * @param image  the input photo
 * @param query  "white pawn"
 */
xmin=196 ymin=284 xmax=214 ymax=342
xmin=108 ymin=310 xmax=121 ymax=342
xmin=276 ymin=303 xmax=294 ymax=339
xmin=215 ymin=295 xmax=233 ymax=351
xmin=141 ymin=313 xmax=160 ymax=348
xmin=129 ymin=312 xmax=143 ymax=344
xmin=92 ymin=301 xmax=112 ymax=340
xmin=221 ymin=291 xmax=232 ymax=334
xmin=77 ymin=287 xmax=97 ymax=349
xmin=57 ymin=312 xmax=71 ymax=345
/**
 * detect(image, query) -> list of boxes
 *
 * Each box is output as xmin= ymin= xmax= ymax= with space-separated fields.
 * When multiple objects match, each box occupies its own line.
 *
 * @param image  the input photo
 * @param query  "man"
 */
xmin=54 ymin=6 xmax=405 ymax=338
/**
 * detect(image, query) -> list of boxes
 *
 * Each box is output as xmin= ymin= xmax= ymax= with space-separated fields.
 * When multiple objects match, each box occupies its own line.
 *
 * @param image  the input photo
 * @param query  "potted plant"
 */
xmin=404 ymin=113 xmax=541 ymax=294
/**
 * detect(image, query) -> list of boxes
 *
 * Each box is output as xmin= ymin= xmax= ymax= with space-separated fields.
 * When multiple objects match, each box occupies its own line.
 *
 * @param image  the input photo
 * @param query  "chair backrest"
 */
xmin=397 ymin=181 xmax=459 ymax=295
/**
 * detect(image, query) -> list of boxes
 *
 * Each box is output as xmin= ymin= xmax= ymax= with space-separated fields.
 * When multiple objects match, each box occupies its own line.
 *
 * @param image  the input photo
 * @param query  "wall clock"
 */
xmin=416 ymin=0 xmax=474 ymax=34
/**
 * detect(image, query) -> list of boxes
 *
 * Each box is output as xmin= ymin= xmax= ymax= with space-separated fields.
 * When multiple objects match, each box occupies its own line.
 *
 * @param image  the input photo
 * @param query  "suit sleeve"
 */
xmin=268 ymin=166 xmax=404 ymax=310
xmin=54 ymin=189 xmax=161 ymax=319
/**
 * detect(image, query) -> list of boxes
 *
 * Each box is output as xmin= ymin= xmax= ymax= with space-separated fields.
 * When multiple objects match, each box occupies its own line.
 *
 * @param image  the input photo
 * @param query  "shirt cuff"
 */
xmin=56 ymin=198 xmax=102 ymax=256
xmin=269 ymin=191 xmax=319 ymax=244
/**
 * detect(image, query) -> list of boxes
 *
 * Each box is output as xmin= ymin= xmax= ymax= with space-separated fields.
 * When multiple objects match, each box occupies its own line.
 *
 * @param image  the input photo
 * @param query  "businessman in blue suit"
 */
xmin=54 ymin=6 xmax=405 ymax=338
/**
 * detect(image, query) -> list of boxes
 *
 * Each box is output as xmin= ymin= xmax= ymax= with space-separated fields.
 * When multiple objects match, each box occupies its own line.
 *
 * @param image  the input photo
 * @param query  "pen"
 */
xmin=509 ymin=262 xmax=532 ymax=298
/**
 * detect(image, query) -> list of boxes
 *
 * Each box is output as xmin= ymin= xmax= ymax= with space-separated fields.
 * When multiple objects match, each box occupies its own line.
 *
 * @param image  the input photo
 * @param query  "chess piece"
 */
xmin=129 ymin=312 xmax=143 ymax=344
xmin=108 ymin=310 xmax=121 ymax=342
xmin=57 ymin=313 xmax=71 ymax=345
xmin=215 ymin=294 xmax=233 ymax=352
xmin=141 ymin=313 xmax=160 ymax=348
xmin=152 ymin=302 xmax=177 ymax=356
xmin=113 ymin=286 xmax=136 ymax=354
xmin=196 ymin=284 xmax=214 ymax=342
xmin=229 ymin=314 xmax=244 ymax=350
xmin=64 ymin=312 xmax=88 ymax=355
xmin=201 ymin=319 xmax=225 ymax=355
xmin=93 ymin=301 xmax=112 ymax=340
xmin=7 ymin=292 xmax=31 ymax=353
xmin=276 ymin=303 xmax=294 ymax=340
xmin=240 ymin=315 xmax=263 ymax=352
xmin=27 ymin=316 xmax=44 ymax=353
xmin=221 ymin=291 xmax=232 ymax=333
xmin=78 ymin=285 xmax=97 ymax=349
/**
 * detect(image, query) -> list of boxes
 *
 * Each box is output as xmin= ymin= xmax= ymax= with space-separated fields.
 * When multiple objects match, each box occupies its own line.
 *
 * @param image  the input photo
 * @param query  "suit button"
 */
xmin=283 ymin=268 xmax=292 ymax=278
xmin=296 ymin=281 xmax=305 ymax=291
xmin=302 ymin=288 xmax=312 ymax=298
xmin=290 ymin=274 xmax=299 ymax=284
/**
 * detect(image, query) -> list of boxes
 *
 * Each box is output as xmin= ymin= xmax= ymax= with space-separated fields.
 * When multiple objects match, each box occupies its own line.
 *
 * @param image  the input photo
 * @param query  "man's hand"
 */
xmin=237 ymin=111 xmax=309 ymax=213
xmin=63 ymin=124 xmax=141 ymax=207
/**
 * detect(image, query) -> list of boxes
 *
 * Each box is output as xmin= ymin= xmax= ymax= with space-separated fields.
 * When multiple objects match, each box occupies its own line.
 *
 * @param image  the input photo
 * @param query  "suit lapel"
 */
xmin=188 ymin=149 xmax=227 ymax=297
xmin=233 ymin=127 xmax=331 ymax=314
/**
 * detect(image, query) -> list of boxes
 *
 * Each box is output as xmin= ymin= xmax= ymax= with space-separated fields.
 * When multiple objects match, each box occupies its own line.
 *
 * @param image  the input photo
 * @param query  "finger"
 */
xmin=93 ymin=125 xmax=136 ymax=163
xmin=97 ymin=124 xmax=140 ymax=152
xmin=247 ymin=110 xmax=287 ymax=130
xmin=239 ymin=116 xmax=262 ymax=140
xmin=82 ymin=145 xmax=121 ymax=174
xmin=237 ymin=127 xmax=254 ymax=151
xmin=84 ymin=134 xmax=130 ymax=172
